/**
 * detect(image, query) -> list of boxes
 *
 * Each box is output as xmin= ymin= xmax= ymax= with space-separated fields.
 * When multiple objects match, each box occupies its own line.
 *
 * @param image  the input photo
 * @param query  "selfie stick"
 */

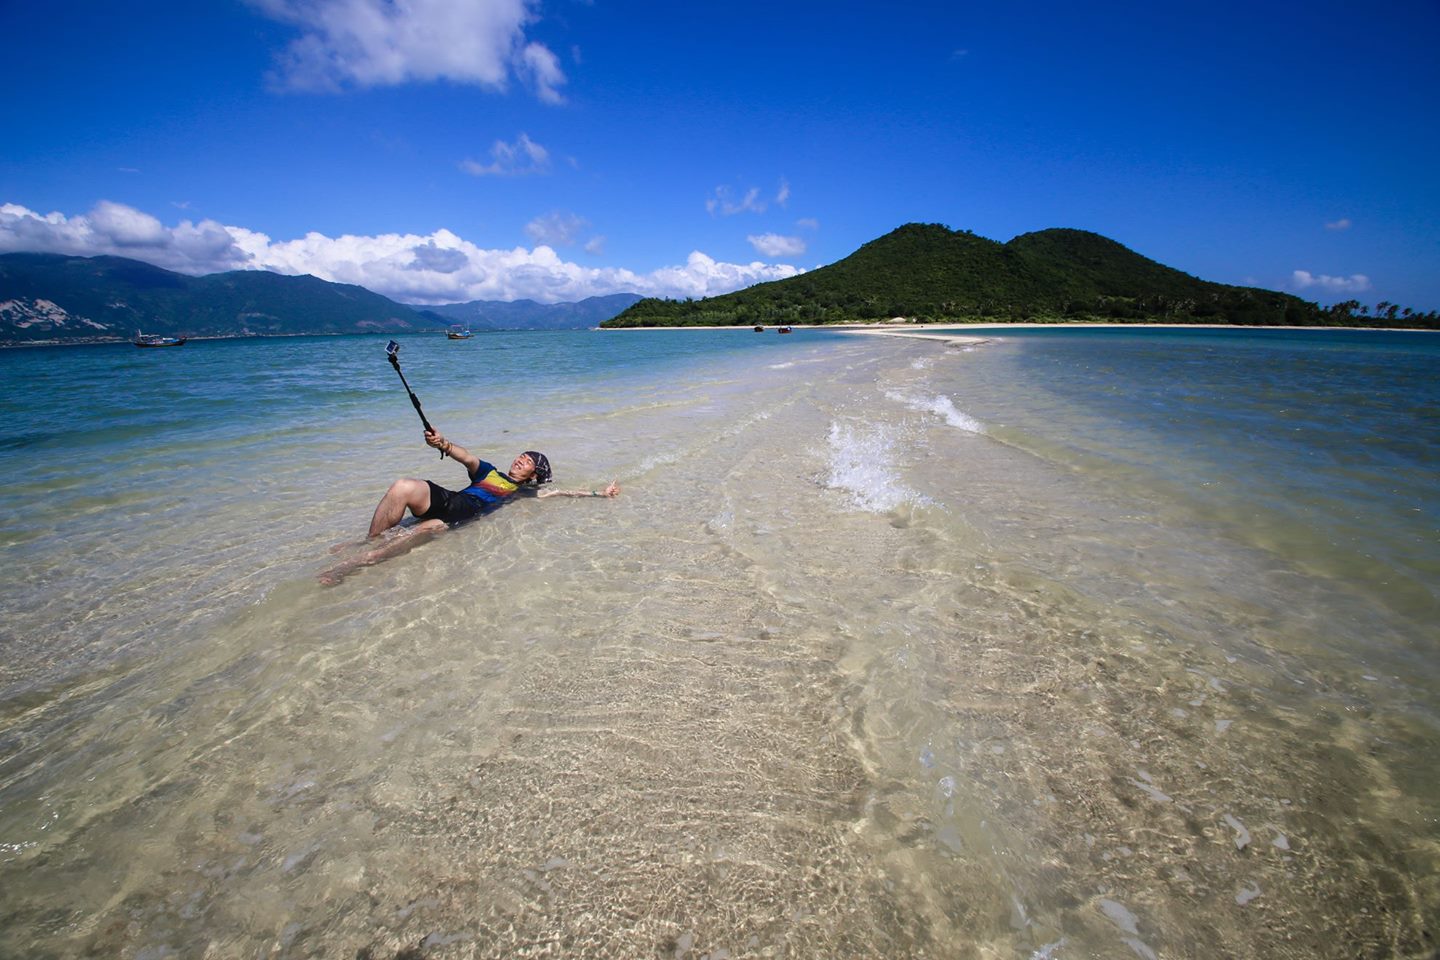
xmin=385 ymin=340 xmax=441 ymax=457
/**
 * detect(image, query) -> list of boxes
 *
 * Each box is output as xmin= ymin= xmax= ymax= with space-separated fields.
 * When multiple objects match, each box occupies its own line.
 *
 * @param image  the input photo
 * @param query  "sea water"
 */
xmin=0 ymin=327 xmax=1435 ymax=958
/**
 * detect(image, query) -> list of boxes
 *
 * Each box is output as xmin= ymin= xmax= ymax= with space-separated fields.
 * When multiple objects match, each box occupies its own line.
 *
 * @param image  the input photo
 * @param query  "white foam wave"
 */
xmin=823 ymin=421 xmax=929 ymax=513
xmin=767 ymin=361 xmax=796 ymax=369
xmin=885 ymin=390 xmax=985 ymax=434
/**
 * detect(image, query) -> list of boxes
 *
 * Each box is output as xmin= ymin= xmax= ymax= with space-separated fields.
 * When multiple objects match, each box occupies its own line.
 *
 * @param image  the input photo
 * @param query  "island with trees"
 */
xmin=602 ymin=224 xmax=1438 ymax=330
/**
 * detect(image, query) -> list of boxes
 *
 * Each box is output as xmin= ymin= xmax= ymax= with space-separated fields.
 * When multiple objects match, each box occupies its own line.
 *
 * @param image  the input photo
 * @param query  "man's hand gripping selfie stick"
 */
xmin=385 ymin=340 xmax=441 ymax=458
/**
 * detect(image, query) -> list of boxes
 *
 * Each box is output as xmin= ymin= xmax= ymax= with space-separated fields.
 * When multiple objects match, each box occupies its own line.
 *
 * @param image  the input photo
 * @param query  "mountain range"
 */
xmin=418 ymin=294 xmax=643 ymax=332
xmin=0 ymin=253 xmax=639 ymax=344
xmin=4 ymin=226 xmax=1427 ymax=344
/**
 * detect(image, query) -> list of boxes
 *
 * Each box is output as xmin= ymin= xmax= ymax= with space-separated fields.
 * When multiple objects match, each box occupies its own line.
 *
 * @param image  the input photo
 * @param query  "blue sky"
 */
xmin=2 ymin=0 xmax=1437 ymax=308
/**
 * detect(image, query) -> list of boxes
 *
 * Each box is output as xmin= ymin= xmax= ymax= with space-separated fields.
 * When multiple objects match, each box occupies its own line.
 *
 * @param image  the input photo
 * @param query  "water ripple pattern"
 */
xmin=0 ymin=326 xmax=1436 ymax=958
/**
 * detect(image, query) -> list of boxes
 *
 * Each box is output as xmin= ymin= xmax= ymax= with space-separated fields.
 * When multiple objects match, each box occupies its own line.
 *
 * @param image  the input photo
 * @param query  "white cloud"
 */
xmin=460 ymin=133 xmax=549 ymax=176
xmin=796 ymin=217 xmax=819 ymax=230
xmin=525 ymin=211 xmax=588 ymax=246
xmin=748 ymin=233 xmax=806 ymax=257
xmin=1325 ymin=218 xmax=1352 ymax=231
xmin=706 ymin=179 xmax=793 ymax=216
xmin=0 ymin=201 xmax=248 ymax=273
xmin=519 ymin=42 xmax=566 ymax=104
xmin=409 ymin=240 xmax=469 ymax=273
xmin=251 ymin=0 xmax=566 ymax=100
xmin=646 ymin=252 xmax=802 ymax=301
xmin=0 ymin=200 xmax=804 ymax=304
xmin=706 ymin=185 xmax=765 ymax=216
xmin=1291 ymin=269 xmax=1371 ymax=294
xmin=89 ymin=200 xmax=170 ymax=247
xmin=584 ymin=235 xmax=606 ymax=255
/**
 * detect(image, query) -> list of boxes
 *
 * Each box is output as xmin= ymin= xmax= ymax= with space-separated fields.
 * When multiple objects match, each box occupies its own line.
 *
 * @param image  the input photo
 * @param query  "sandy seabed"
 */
xmin=1 ymin=331 xmax=1435 ymax=959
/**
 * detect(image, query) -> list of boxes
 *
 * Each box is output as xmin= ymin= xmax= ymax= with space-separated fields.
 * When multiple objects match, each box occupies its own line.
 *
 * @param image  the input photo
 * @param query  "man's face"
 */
xmin=509 ymin=453 xmax=536 ymax=482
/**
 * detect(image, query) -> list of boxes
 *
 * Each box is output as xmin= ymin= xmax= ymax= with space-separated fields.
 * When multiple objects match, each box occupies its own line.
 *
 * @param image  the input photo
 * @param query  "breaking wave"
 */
xmin=885 ymin=390 xmax=985 ymax=434
xmin=822 ymin=421 xmax=930 ymax=513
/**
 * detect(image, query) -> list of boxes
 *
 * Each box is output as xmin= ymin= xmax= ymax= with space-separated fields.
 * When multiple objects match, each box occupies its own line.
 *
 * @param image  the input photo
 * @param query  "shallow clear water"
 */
xmin=0 ymin=327 xmax=1435 ymax=958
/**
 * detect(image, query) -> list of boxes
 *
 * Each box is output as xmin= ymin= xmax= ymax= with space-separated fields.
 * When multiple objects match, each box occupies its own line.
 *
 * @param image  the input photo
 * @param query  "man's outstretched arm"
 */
xmin=537 ymin=479 xmax=620 ymax=500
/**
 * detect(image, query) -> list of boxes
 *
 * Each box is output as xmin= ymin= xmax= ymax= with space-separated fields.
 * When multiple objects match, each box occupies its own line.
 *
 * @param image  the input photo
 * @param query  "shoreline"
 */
xmin=601 ymin=320 xmax=1439 ymax=333
xmin=6 ymin=320 xmax=1436 ymax=349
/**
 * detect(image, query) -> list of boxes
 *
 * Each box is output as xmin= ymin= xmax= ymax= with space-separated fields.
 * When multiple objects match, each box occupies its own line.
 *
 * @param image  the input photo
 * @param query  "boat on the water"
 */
xmin=133 ymin=331 xmax=187 ymax=348
xmin=777 ymin=326 xmax=793 ymax=334
xmin=447 ymin=325 xmax=474 ymax=340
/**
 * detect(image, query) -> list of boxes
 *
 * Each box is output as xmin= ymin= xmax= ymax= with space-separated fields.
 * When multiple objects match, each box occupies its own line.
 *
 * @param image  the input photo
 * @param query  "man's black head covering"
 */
xmin=523 ymin=450 xmax=552 ymax=485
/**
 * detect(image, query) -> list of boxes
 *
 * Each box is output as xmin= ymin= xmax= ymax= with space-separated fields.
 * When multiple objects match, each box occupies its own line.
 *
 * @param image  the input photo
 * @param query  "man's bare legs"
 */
xmin=319 ymin=518 xmax=449 ymax=585
xmin=368 ymin=477 xmax=433 ymax=538
xmin=319 ymin=479 xmax=443 ymax=584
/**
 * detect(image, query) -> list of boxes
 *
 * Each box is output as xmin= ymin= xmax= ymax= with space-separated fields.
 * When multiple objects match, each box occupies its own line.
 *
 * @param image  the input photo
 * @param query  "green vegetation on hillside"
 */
xmin=603 ymin=224 xmax=1438 ymax=329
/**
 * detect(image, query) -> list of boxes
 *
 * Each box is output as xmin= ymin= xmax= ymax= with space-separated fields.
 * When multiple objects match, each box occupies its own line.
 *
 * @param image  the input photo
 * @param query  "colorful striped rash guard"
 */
xmin=459 ymin=460 xmax=523 ymax=508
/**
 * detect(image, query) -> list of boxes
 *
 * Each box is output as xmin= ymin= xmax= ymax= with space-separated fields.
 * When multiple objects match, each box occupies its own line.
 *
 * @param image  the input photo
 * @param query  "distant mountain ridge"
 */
xmin=0 ymin=253 xmax=642 ymax=344
xmin=605 ymin=224 xmax=1420 ymax=328
xmin=0 ymin=252 xmax=423 ymax=343
xmin=417 ymin=293 xmax=643 ymax=332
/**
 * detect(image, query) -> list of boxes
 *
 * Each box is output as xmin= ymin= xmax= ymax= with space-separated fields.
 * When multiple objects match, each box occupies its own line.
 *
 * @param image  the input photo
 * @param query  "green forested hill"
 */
xmin=605 ymin=224 xmax=1427 ymax=328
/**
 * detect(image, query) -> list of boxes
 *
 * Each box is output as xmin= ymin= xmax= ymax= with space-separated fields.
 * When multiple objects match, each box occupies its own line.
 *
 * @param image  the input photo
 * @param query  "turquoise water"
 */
xmin=0 ymin=327 xmax=1436 ymax=958
xmin=926 ymin=326 xmax=1440 ymax=638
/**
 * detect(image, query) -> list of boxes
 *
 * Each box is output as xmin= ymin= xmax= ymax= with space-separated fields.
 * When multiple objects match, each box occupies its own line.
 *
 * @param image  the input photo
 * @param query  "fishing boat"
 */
xmin=777 ymin=326 xmax=793 ymax=334
xmin=446 ymin=325 xmax=474 ymax=340
xmin=133 ymin=331 xmax=187 ymax=348
xmin=753 ymin=325 xmax=764 ymax=332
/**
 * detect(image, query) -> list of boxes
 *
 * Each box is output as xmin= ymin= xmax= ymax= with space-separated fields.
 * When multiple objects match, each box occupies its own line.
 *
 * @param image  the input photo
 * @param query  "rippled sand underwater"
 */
xmin=1 ymin=332 xmax=1435 ymax=958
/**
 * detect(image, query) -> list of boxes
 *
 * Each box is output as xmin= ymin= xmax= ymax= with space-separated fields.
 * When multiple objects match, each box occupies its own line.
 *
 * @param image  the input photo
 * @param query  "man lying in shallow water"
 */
xmin=320 ymin=426 xmax=619 ymax=584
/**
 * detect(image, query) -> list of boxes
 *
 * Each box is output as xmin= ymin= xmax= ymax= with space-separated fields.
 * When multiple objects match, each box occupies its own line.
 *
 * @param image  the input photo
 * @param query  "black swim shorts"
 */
xmin=417 ymin=481 xmax=487 ymax=525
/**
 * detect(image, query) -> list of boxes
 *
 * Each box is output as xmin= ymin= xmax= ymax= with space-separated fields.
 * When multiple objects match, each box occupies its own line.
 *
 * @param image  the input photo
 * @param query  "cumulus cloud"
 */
xmin=409 ymin=240 xmax=469 ymax=273
xmin=1325 ymin=218 xmax=1352 ymax=231
xmin=0 ymin=201 xmax=249 ymax=273
xmin=460 ymin=133 xmax=549 ymax=176
xmin=89 ymin=200 xmax=169 ymax=247
xmin=1291 ymin=269 xmax=1371 ymax=294
xmin=647 ymin=252 xmax=802 ymax=301
xmin=748 ymin=233 xmax=806 ymax=257
xmin=524 ymin=211 xmax=588 ymax=246
xmin=251 ymin=0 xmax=566 ymax=101
xmin=0 ymin=200 xmax=803 ymax=304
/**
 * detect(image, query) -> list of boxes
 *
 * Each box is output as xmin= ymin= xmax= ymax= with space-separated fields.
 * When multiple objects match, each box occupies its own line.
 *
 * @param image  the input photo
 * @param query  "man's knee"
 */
xmin=387 ymin=477 xmax=425 ymax=499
